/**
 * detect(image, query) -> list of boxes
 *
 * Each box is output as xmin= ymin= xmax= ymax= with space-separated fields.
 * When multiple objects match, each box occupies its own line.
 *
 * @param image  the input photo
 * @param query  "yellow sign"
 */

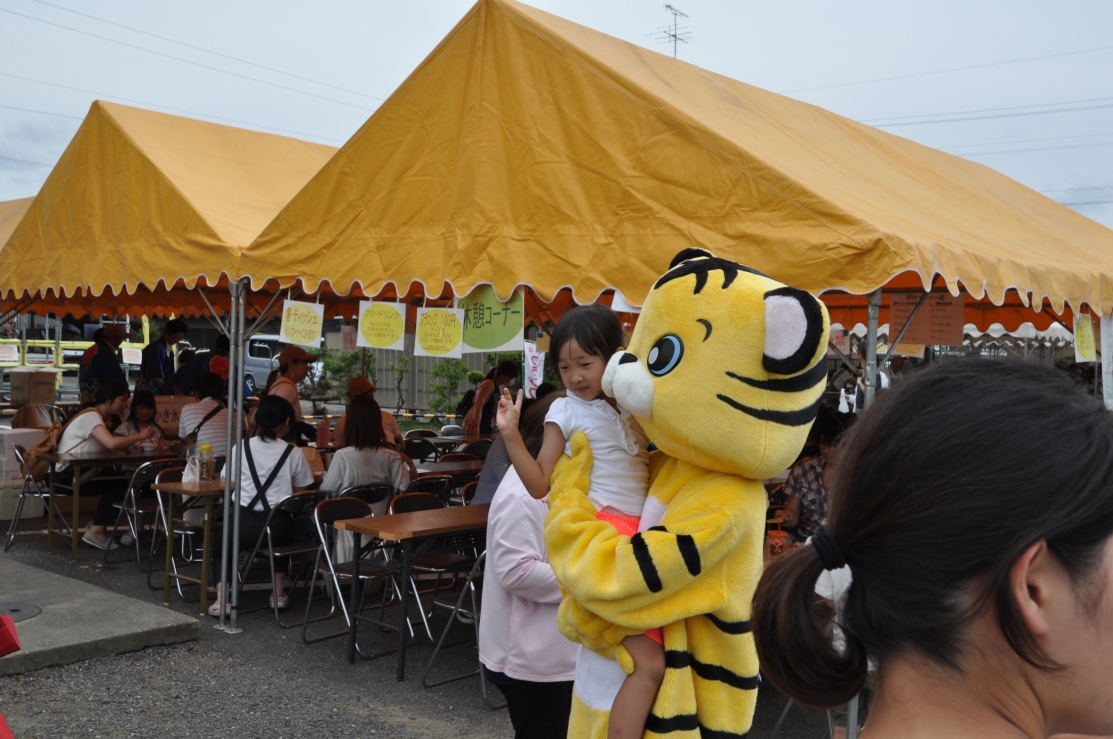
xmin=357 ymin=301 xmax=405 ymax=351
xmin=415 ymin=308 xmax=464 ymax=358
xmin=279 ymin=299 xmax=324 ymax=347
xmin=1075 ymin=313 xmax=1097 ymax=362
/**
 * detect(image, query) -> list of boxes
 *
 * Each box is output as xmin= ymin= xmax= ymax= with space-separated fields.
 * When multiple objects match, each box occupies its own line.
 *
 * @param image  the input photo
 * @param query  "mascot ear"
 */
xmin=763 ymin=287 xmax=825 ymax=376
xmin=670 ymin=248 xmax=714 ymax=268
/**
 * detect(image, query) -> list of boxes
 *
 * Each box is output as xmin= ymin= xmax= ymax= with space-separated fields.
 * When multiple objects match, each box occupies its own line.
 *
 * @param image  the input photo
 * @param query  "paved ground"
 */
xmin=1 ymin=519 xmax=831 ymax=738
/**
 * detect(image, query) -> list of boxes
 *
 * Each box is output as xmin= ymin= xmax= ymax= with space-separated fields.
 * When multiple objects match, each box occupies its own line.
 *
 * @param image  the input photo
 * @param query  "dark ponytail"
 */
xmin=753 ymin=359 xmax=1113 ymax=709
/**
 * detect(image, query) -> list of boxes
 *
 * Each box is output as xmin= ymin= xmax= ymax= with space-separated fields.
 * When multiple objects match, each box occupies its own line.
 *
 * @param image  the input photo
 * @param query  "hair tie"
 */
xmin=812 ymin=526 xmax=846 ymax=571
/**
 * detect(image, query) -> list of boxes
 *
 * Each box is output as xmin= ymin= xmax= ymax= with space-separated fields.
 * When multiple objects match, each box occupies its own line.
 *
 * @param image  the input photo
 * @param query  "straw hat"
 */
xmin=277 ymin=345 xmax=318 ymax=366
xmin=347 ymin=376 xmax=377 ymax=399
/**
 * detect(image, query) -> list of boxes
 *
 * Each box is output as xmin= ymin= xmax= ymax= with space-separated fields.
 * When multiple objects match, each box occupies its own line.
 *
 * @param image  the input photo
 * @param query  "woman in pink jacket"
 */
xmin=479 ymin=394 xmax=577 ymax=739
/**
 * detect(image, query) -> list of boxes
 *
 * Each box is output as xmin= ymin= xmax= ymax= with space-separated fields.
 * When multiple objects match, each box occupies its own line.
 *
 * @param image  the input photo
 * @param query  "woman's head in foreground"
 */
xmin=754 ymin=359 xmax=1113 ymax=728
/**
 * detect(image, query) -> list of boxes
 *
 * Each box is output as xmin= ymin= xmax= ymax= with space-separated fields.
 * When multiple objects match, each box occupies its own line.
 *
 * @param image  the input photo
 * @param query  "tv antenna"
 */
xmin=647 ymin=4 xmax=691 ymax=59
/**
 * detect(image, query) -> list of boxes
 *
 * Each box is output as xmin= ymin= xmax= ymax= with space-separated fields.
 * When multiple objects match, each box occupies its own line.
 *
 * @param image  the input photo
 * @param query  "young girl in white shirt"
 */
xmin=498 ymin=304 xmax=663 ymax=739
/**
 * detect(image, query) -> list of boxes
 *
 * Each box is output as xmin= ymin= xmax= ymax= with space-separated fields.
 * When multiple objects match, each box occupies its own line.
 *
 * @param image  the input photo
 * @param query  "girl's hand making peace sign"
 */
xmin=496 ymin=388 xmax=524 ymax=436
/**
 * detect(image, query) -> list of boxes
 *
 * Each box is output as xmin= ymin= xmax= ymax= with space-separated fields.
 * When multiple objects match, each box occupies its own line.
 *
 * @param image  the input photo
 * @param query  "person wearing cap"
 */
xmin=262 ymin=345 xmax=316 ymax=415
xmin=332 ymin=376 xmax=402 ymax=449
xmin=83 ymin=324 xmax=129 ymax=402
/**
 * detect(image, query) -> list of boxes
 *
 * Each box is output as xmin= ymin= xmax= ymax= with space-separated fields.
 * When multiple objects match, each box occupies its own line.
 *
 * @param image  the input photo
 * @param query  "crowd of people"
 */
xmin=46 ymin=313 xmax=1113 ymax=739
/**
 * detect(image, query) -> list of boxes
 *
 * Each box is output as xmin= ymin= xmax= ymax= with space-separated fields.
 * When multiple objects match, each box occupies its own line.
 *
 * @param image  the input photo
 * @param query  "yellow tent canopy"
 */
xmin=0 ymin=198 xmax=33 ymax=248
xmin=246 ymin=0 xmax=1113 ymax=331
xmin=0 ymin=101 xmax=337 ymax=316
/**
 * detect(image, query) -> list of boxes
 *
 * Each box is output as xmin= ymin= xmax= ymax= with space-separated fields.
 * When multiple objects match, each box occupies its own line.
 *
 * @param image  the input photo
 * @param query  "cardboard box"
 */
xmin=9 ymin=367 xmax=60 ymax=407
xmin=0 ymin=478 xmax=42 ymax=521
xmin=153 ymin=395 xmax=193 ymax=439
xmin=0 ymin=428 xmax=45 ymax=480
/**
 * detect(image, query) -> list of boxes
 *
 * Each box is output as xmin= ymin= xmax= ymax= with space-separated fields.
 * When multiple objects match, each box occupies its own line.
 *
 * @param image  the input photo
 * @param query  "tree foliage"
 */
xmin=428 ymin=358 xmax=470 ymax=414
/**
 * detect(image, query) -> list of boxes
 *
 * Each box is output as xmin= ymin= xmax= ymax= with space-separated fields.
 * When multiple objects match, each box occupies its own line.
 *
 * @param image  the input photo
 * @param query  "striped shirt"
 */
xmin=177 ymin=398 xmax=229 ymax=456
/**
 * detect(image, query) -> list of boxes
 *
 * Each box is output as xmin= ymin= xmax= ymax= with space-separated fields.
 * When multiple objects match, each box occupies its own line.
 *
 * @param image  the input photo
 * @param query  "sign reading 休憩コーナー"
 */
xmin=279 ymin=300 xmax=324 ymax=347
xmin=415 ymin=308 xmax=464 ymax=358
xmin=459 ymin=285 xmax=523 ymax=353
xmin=357 ymin=301 xmax=405 ymax=351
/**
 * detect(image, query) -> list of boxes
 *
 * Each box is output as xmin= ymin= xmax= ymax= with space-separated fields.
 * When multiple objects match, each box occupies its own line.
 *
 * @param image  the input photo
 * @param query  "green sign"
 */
xmin=460 ymin=285 xmax=524 ymax=351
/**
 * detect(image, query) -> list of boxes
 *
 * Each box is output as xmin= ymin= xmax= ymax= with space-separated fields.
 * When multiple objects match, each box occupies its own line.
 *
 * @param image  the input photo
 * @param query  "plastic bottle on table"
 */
xmin=198 ymin=443 xmax=213 ymax=481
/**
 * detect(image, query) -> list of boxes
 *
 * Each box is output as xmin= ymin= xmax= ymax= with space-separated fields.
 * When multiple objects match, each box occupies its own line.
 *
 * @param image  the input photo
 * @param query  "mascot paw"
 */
xmin=549 ymin=431 xmax=593 ymax=507
xmin=615 ymin=643 xmax=635 ymax=675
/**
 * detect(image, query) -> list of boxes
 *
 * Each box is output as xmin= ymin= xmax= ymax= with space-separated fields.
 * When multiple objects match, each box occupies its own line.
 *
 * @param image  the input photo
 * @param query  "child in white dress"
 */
xmin=498 ymin=304 xmax=663 ymax=739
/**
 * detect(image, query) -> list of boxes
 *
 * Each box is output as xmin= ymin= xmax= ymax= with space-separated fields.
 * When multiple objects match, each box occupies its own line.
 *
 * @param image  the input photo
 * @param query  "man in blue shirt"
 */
xmin=137 ymin=318 xmax=188 ymax=394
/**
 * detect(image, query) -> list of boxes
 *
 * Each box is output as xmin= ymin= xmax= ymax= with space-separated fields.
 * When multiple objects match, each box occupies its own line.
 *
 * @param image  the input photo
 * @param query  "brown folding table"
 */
xmin=37 ymin=448 xmax=181 ymax=561
xmin=335 ymin=504 xmax=489 ymax=681
xmin=150 ymin=479 xmax=225 ymax=615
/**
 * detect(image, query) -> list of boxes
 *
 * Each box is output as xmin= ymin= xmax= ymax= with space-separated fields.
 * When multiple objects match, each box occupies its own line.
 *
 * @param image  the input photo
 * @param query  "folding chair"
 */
xmin=301 ymin=497 xmax=411 ymax=657
xmin=404 ymin=438 xmax=439 ymax=462
xmin=440 ymin=425 xmax=465 ymax=437
xmin=453 ymin=481 xmax=479 ymax=506
xmin=146 ymin=467 xmax=191 ymax=592
xmin=421 ymin=551 xmax=506 ymax=710
xmin=438 ymin=453 xmax=478 ymax=463
xmin=4 ymin=443 xmax=70 ymax=551
xmin=405 ymin=475 xmax=454 ymax=503
xmin=461 ymin=439 xmax=492 ymax=460
xmin=405 ymin=429 xmax=439 ymax=439
xmin=104 ymin=460 xmax=166 ymax=567
xmin=235 ymin=491 xmax=329 ymax=627
xmin=338 ymin=482 xmax=394 ymax=509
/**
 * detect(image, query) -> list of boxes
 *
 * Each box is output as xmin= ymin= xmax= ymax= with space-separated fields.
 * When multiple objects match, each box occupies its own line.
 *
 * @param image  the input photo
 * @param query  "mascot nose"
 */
xmin=619 ymin=353 xmax=639 ymax=365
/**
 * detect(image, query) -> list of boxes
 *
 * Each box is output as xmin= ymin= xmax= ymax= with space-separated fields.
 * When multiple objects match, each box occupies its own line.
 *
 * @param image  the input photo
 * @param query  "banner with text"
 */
xmin=524 ymin=341 xmax=546 ymax=399
xmin=460 ymin=285 xmax=524 ymax=353
xmin=356 ymin=301 xmax=406 ymax=351
xmin=279 ymin=300 xmax=324 ymax=347
xmin=415 ymin=308 xmax=465 ymax=358
xmin=889 ymin=292 xmax=964 ymax=346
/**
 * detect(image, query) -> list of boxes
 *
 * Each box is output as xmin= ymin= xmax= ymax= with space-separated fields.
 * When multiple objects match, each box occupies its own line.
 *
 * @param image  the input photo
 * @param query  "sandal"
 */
xmin=269 ymin=591 xmax=289 ymax=610
xmin=207 ymin=600 xmax=230 ymax=617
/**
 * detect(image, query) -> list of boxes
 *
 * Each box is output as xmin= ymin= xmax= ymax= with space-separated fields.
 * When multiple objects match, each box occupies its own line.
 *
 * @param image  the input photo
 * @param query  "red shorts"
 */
xmin=596 ymin=508 xmax=665 ymax=646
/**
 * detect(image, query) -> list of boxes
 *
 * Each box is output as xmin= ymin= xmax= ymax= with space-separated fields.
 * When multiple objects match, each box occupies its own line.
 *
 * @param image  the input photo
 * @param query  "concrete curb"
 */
xmin=0 ymin=558 xmax=199 ymax=676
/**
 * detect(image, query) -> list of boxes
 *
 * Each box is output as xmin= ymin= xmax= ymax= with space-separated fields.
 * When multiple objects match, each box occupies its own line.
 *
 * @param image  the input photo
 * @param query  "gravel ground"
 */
xmin=1 ymin=521 xmax=830 ymax=738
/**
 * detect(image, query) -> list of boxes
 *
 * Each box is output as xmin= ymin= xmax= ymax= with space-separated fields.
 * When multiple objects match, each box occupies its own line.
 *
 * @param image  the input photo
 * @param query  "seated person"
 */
xmin=780 ymin=413 xmax=855 ymax=542
xmin=332 ymin=376 xmax=402 ymax=449
xmin=321 ymin=395 xmax=412 ymax=516
xmin=208 ymin=396 xmax=314 ymax=616
xmin=178 ymin=373 xmax=230 ymax=456
xmin=113 ymin=389 xmax=165 ymax=452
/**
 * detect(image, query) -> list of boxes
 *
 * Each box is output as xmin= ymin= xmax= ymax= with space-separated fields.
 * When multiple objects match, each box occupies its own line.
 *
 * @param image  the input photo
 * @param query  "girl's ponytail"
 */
xmin=753 ymin=543 xmax=867 ymax=709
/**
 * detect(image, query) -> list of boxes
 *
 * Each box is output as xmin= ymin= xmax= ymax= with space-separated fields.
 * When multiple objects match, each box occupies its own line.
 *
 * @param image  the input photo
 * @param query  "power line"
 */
xmin=26 ymin=0 xmax=383 ymax=102
xmin=943 ymin=131 xmax=1113 ymax=150
xmin=1059 ymin=200 xmax=1113 ymax=206
xmin=958 ymin=141 xmax=1113 ymax=157
xmin=0 ymin=71 xmax=346 ymax=143
xmin=781 ymin=43 xmax=1113 ymax=94
xmin=0 ymin=7 xmax=376 ymax=112
xmin=1043 ymin=185 xmax=1113 ymax=193
xmin=0 ymin=155 xmax=52 ymax=167
xmin=862 ymin=95 xmax=1113 ymax=124
xmin=875 ymin=102 xmax=1113 ymax=128
xmin=0 ymin=103 xmax=82 ymax=120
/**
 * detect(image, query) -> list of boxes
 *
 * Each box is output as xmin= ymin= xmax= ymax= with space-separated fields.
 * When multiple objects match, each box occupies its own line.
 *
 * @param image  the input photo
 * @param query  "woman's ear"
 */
xmin=1011 ymin=541 xmax=1053 ymax=638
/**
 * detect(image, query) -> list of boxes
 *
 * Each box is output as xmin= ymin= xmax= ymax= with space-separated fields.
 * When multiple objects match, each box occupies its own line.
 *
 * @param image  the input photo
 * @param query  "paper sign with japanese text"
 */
xmin=524 ymin=341 xmax=546 ymax=399
xmin=357 ymin=301 xmax=405 ymax=351
xmin=889 ymin=293 xmax=964 ymax=346
xmin=459 ymin=285 xmax=524 ymax=353
xmin=1075 ymin=313 xmax=1097 ymax=362
xmin=153 ymin=395 xmax=192 ymax=439
xmin=279 ymin=300 xmax=324 ymax=347
xmin=415 ymin=308 xmax=465 ymax=358
xmin=340 ymin=325 xmax=357 ymax=352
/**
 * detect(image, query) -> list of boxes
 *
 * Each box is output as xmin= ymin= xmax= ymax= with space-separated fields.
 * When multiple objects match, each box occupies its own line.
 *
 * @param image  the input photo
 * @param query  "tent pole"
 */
xmin=879 ymin=291 xmax=928 ymax=366
xmin=1101 ymin=312 xmax=1112 ymax=411
xmin=863 ymin=288 xmax=882 ymax=410
xmin=228 ymin=280 xmax=248 ymax=633
xmin=217 ymin=284 xmax=238 ymax=632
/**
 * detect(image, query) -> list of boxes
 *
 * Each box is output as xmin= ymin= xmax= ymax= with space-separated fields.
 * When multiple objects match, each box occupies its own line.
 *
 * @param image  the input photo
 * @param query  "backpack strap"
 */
xmin=59 ymin=408 xmax=102 ymax=455
xmin=188 ymin=403 xmax=223 ymax=440
xmin=243 ymin=441 xmax=296 ymax=513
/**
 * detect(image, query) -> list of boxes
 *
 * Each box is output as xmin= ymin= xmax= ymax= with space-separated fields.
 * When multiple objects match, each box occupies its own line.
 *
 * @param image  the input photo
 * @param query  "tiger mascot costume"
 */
xmin=545 ymin=248 xmax=830 ymax=738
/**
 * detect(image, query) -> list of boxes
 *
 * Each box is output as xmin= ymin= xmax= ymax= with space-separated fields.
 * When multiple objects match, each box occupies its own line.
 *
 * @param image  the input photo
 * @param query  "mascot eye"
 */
xmin=647 ymin=335 xmax=684 ymax=376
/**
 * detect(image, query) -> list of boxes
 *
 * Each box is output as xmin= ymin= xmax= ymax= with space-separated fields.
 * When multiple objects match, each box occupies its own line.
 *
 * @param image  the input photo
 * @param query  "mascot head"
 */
xmin=603 ymin=248 xmax=831 ymax=480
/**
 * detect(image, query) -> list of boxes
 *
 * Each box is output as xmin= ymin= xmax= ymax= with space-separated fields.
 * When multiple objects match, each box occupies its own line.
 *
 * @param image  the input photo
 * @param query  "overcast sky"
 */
xmin=2 ymin=0 xmax=1111 ymax=229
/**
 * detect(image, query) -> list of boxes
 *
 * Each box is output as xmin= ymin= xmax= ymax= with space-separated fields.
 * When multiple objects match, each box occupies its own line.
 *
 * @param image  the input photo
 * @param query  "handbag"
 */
xmin=24 ymin=408 xmax=99 ymax=482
